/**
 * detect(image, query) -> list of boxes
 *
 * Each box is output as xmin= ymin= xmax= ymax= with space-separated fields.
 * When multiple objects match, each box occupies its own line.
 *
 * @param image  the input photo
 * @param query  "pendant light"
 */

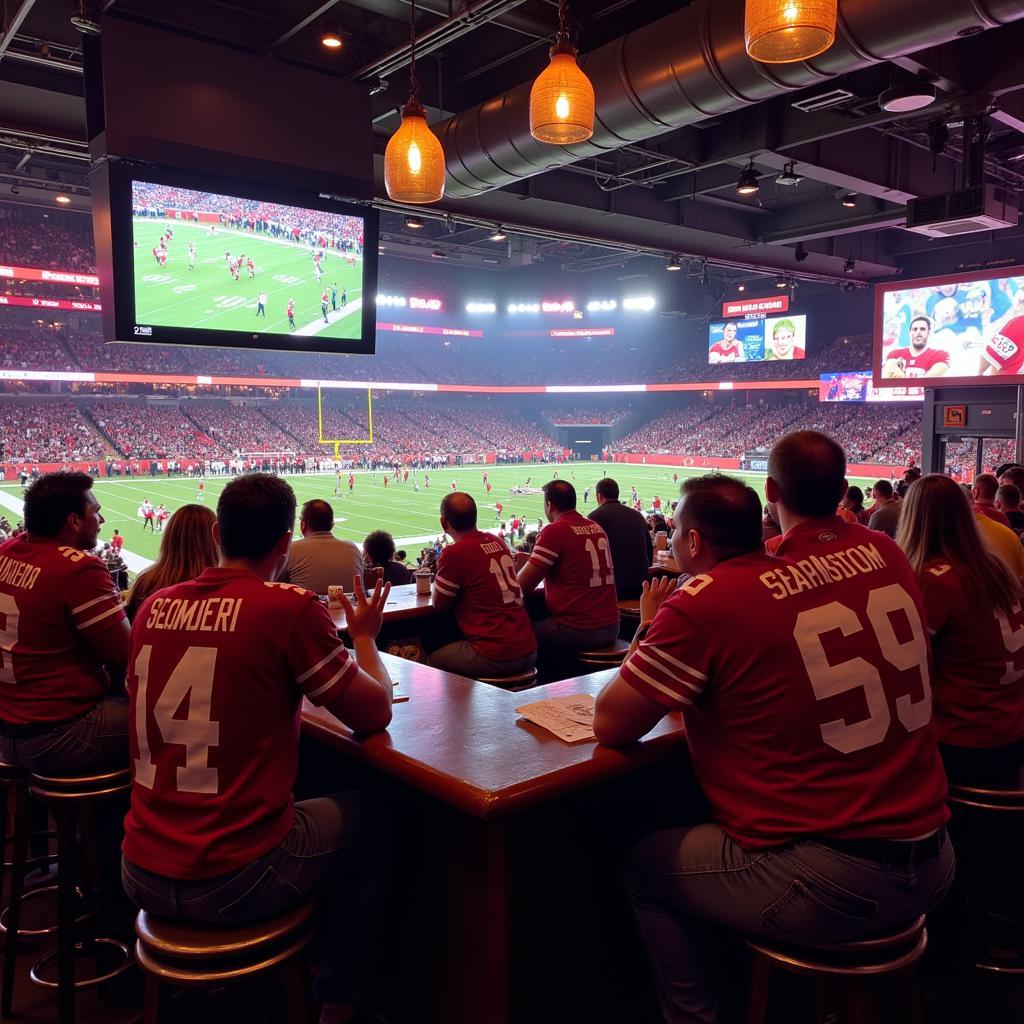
xmin=529 ymin=0 xmax=594 ymax=146
xmin=384 ymin=0 xmax=445 ymax=204
xmin=744 ymin=0 xmax=838 ymax=65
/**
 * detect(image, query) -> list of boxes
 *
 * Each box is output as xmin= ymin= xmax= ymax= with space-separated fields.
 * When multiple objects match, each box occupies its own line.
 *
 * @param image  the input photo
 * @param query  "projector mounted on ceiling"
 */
xmin=905 ymin=185 xmax=1019 ymax=238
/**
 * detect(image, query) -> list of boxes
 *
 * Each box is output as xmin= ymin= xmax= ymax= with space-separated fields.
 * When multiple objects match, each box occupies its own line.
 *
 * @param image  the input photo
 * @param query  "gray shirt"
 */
xmin=282 ymin=532 xmax=364 ymax=595
xmin=867 ymin=500 xmax=901 ymax=538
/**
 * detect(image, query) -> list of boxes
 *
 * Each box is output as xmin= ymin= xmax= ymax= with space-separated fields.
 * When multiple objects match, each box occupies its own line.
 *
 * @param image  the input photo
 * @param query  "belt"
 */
xmin=0 ymin=716 xmax=77 ymax=740
xmin=815 ymin=830 xmax=945 ymax=867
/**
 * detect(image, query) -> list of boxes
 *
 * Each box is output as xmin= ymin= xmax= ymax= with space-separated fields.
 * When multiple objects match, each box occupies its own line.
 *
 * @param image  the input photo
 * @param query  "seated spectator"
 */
xmin=897 ymin=474 xmax=1024 ymax=783
xmin=999 ymin=465 xmax=1024 ymax=493
xmin=997 ymin=483 xmax=1024 ymax=532
xmin=517 ymin=480 xmax=620 ymax=655
xmin=428 ymin=492 xmax=537 ymax=678
xmin=972 ymin=472 xmax=1012 ymax=527
xmin=867 ymin=479 xmax=900 ymax=537
xmin=364 ymin=531 xmax=414 ymax=586
xmin=588 ymin=478 xmax=653 ymax=600
xmin=124 ymin=505 xmax=219 ymax=620
xmin=842 ymin=485 xmax=869 ymax=525
xmin=283 ymin=500 xmax=363 ymax=595
xmin=594 ymin=445 xmax=952 ymax=1023
xmin=122 ymin=473 xmax=394 ymax=1024
xmin=0 ymin=472 xmax=129 ymax=775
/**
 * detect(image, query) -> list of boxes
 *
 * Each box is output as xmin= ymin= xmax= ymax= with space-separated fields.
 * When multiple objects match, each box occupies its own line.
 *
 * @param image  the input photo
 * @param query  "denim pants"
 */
xmin=532 ymin=617 xmax=620 ymax=654
xmin=940 ymin=735 xmax=1024 ymax=785
xmin=625 ymin=822 xmax=956 ymax=1024
xmin=122 ymin=794 xmax=388 ymax=1006
xmin=428 ymin=640 xmax=536 ymax=679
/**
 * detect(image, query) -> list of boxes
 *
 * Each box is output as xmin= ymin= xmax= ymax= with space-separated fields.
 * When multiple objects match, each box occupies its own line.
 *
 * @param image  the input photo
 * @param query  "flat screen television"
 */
xmin=873 ymin=265 xmax=1024 ymax=387
xmin=93 ymin=163 xmax=378 ymax=355
xmin=708 ymin=314 xmax=807 ymax=363
xmin=819 ymin=371 xmax=923 ymax=403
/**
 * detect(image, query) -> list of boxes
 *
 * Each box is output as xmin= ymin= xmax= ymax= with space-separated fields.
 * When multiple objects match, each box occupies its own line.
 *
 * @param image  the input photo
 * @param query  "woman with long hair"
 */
xmin=124 ymin=504 xmax=219 ymax=620
xmin=896 ymin=474 xmax=1024 ymax=783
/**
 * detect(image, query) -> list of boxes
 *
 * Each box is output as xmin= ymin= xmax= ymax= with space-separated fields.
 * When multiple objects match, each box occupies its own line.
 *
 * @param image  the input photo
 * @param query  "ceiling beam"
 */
xmin=0 ymin=0 xmax=38 ymax=63
xmin=270 ymin=0 xmax=339 ymax=50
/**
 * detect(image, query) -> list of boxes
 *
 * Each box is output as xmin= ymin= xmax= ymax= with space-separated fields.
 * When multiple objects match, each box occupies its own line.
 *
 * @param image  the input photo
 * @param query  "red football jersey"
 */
xmin=123 ymin=567 xmax=359 ymax=879
xmin=982 ymin=316 xmax=1024 ymax=375
xmin=528 ymin=511 xmax=620 ymax=630
xmin=708 ymin=342 xmax=743 ymax=362
xmin=0 ymin=536 xmax=126 ymax=724
xmin=884 ymin=346 xmax=950 ymax=377
xmin=620 ymin=521 xmax=948 ymax=849
xmin=920 ymin=560 xmax=1024 ymax=748
xmin=433 ymin=531 xmax=537 ymax=661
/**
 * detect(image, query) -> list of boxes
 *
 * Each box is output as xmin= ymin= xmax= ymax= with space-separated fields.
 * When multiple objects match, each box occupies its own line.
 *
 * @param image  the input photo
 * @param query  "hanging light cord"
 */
xmin=556 ymin=0 xmax=569 ymax=47
xmin=408 ymin=0 xmax=420 ymax=107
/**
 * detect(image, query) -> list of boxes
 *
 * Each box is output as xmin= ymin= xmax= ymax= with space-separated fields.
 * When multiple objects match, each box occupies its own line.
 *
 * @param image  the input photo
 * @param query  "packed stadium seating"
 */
xmin=90 ymin=402 xmax=223 ymax=460
xmin=0 ymin=210 xmax=97 ymax=273
xmin=0 ymin=401 xmax=107 ymax=462
xmin=544 ymin=406 xmax=633 ymax=425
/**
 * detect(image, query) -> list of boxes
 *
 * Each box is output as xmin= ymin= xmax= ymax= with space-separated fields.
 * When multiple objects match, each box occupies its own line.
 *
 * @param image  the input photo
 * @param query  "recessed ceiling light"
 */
xmin=321 ymin=22 xmax=343 ymax=48
xmin=840 ymin=192 xmax=857 ymax=208
xmin=55 ymin=195 xmax=71 ymax=204
xmin=879 ymin=81 xmax=938 ymax=113
xmin=736 ymin=160 xmax=760 ymax=196
xmin=404 ymin=215 xmax=424 ymax=229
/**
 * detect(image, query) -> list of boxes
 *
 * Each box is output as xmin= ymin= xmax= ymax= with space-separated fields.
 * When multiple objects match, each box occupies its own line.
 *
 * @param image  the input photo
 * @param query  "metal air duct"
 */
xmin=437 ymin=0 xmax=1024 ymax=197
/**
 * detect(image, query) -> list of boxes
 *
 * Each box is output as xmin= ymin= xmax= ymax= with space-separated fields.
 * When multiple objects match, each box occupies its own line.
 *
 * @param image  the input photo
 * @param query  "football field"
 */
xmin=1 ymin=462 xmax=882 ymax=572
xmin=132 ymin=219 xmax=363 ymax=339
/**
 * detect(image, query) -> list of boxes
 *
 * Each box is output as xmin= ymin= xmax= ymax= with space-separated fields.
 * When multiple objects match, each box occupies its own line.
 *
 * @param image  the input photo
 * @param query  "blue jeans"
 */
xmin=122 ymin=794 xmax=388 ymax=1006
xmin=625 ymin=823 xmax=955 ymax=1024
xmin=428 ymin=640 xmax=536 ymax=678
xmin=532 ymin=617 xmax=619 ymax=654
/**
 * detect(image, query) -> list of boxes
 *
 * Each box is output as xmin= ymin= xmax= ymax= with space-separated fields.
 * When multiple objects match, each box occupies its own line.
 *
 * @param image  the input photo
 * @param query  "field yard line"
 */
xmin=0 ymin=488 xmax=154 ymax=572
xmin=293 ymin=298 xmax=363 ymax=337
xmin=137 ymin=220 xmax=365 ymax=258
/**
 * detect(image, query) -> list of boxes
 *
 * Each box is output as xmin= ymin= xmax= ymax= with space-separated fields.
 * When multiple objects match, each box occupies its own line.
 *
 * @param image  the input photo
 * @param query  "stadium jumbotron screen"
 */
xmin=99 ymin=165 xmax=377 ymax=356
xmin=873 ymin=265 xmax=1024 ymax=387
xmin=708 ymin=314 xmax=807 ymax=363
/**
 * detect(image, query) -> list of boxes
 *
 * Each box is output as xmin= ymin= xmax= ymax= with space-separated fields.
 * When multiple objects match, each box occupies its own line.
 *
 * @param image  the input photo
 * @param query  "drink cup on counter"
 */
xmin=415 ymin=570 xmax=433 ymax=595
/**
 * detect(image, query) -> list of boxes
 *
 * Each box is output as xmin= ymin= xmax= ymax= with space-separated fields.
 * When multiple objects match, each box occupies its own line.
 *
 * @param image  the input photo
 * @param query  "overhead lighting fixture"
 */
xmin=623 ymin=296 xmax=656 ymax=312
xmin=384 ymin=0 xmax=445 ymax=204
xmin=745 ymin=0 xmax=838 ymax=64
xmin=840 ymin=192 xmax=857 ymax=208
xmin=879 ymin=80 xmax=938 ymax=113
xmin=736 ymin=160 xmax=760 ymax=196
xmin=737 ymin=284 xmax=746 ymax=293
xmin=775 ymin=275 xmax=787 ymax=289
xmin=794 ymin=242 xmax=808 ymax=263
xmin=55 ymin=195 xmax=71 ymax=205
xmin=665 ymin=255 xmax=682 ymax=271
xmin=431 ymin=250 xmax=447 ymax=259
xmin=775 ymin=161 xmax=803 ymax=186
xmin=489 ymin=226 xmax=507 ymax=241
xmin=844 ymin=256 xmax=855 ymax=274
xmin=529 ymin=0 xmax=595 ymax=145
xmin=404 ymin=215 xmax=424 ymax=229
xmin=321 ymin=21 xmax=343 ymax=48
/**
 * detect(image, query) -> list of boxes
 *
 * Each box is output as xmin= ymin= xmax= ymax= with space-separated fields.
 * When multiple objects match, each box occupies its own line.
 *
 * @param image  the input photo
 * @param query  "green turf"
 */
xmin=1 ymin=463 xmax=882 ymax=568
xmin=131 ymin=219 xmax=363 ymax=339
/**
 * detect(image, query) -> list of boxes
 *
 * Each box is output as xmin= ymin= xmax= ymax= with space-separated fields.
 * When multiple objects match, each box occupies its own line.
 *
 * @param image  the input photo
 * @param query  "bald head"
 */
xmin=441 ymin=491 xmax=477 ymax=534
xmin=300 ymin=499 xmax=334 ymax=534
xmin=768 ymin=430 xmax=847 ymax=519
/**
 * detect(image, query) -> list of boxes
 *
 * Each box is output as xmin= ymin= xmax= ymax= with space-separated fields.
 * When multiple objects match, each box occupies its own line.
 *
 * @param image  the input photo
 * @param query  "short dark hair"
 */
xmin=300 ymin=499 xmax=334 ymax=533
xmin=873 ymin=479 xmax=894 ymax=499
xmin=364 ymin=530 xmax=396 ymax=564
xmin=768 ymin=431 xmax=846 ymax=519
xmin=1001 ymin=466 xmax=1024 ymax=491
xmin=441 ymin=492 xmax=477 ymax=532
xmin=543 ymin=479 xmax=576 ymax=512
xmin=903 ymin=467 xmax=922 ymax=482
xmin=678 ymin=475 xmax=763 ymax=561
xmin=23 ymin=472 xmax=93 ymax=538
xmin=997 ymin=483 xmax=1021 ymax=508
xmin=216 ymin=473 xmax=296 ymax=560
xmin=910 ymin=315 xmax=931 ymax=330
xmin=974 ymin=472 xmax=999 ymax=501
xmin=846 ymin=485 xmax=864 ymax=505
xmin=595 ymin=478 xmax=619 ymax=501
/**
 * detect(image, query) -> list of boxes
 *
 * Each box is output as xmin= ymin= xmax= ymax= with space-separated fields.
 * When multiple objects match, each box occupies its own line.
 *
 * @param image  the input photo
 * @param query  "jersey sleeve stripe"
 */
xmin=433 ymin=575 xmax=459 ymax=597
xmin=305 ymin=657 xmax=357 ymax=701
xmin=528 ymin=552 xmax=555 ymax=567
xmin=636 ymin=644 xmax=708 ymax=683
xmin=620 ymin=660 xmax=693 ymax=707
xmin=76 ymin=603 xmax=125 ymax=630
xmin=297 ymin=648 xmax=342 ymax=684
xmin=72 ymin=593 xmax=116 ymax=615
xmin=633 ymin=648 xmax=705 ymax=694
xmin=532 ymin=545 xmax=557 ymax=559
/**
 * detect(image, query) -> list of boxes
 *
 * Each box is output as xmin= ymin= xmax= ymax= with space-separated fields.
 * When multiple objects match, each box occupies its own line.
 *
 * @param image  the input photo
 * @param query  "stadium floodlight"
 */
xmin=737 ymin=284 xmax=746 ymax=292
xmin=507 ymin=302 xmax=540 ymax=314
xmin=622 ymin=296 xmax=656 ymax=312
xmin=404 ymin=215 xmax=424 ymax=229
xmin=376 ymin=294 xmax=407 ymax=307
xmin=489 ymin=226 xmax=507 ymax=241
xmin=586 ymin=299 xmax=617 ymax=312
xmin=466 ymin=302 xmax=497 ymax=313
xmin=541 ymin=300 xmax=574 ymax=313
xmin=55 ymin=195 xmax=71 ymax=204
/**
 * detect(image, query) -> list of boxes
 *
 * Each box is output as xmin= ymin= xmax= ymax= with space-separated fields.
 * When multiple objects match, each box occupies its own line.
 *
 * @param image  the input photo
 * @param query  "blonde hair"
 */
xmin=895 ymin=474 xmax=1021 ymax=617
xmin=125 ymin=504 xmax=219 ymax=620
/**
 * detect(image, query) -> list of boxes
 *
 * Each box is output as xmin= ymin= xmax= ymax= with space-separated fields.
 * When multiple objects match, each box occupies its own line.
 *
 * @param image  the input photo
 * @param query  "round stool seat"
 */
xmin=478 ymin=668 xmax=538 ymax=691
xmin=617 ymin=600 xmax=642 ymax=619
xmin=948 ymin=773 xmax=1024 ymax=812
xmin=29 ymin=767 xmax=132 ymax=801
xmin=0 ymin=760 xmax=26 ymax=784
xmin=135 ymin=901 xmax=317 ymax=985
xmin=743 ymin=916 xmax=927 ymax=977
xmin=578 ymin=639 xmax=630 ymax=665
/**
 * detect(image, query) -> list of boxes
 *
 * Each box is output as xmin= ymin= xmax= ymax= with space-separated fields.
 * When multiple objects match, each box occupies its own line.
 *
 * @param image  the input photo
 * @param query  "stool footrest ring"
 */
xmin=29 ymin=937 xmax=133 ymax=989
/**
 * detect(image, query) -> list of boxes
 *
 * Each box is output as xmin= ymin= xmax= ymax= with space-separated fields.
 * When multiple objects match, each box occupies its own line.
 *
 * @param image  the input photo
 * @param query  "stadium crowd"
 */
xmin=0 ymin=401 xmax=107 ymax=462
xmin=0 ymin=209 xmax=97 ymax=272
xmin=90 ymin=403 xmax=223 ymax=460
xmin=543 ymin=405 xmax=634 ymax=425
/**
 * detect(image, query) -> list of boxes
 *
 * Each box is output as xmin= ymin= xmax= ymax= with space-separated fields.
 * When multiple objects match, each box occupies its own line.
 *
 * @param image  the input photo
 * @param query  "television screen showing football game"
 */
xmin=819 ymin=371 xmax=923 ymax=403
xmin=708 ymin=314 xmax=807 ymax=363
xmin=115 ymin=174 xmax=376 ymax=355
xmin=874 ymin=266 xmax=1024 ymax=386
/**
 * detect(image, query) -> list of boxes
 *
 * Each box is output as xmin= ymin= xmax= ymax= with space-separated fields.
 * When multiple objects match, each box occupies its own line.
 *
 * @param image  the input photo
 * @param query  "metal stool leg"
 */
xmin=746 ymin=953 xmax=770 ymax=1024
xmin=55 ymin=800 xmax=76 ymax=1024
xmin=1 ymin=781 xmax=28 ymax=1018
xmin=143 ymin=971 xmax=162 ymax=1024
xmin=281 ymin=955 xmax=310 ymax=1024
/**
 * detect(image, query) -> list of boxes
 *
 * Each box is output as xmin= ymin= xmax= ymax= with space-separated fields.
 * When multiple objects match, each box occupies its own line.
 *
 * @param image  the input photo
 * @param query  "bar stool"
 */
xmin=577 ymin=639 xmax=630 ymax=668
xmin=28 ymin=767 xmax=134 ymax=1024
xmin=743 ymin=916 xmax=927 ymax=1024
xmin=478 ymin=667 xmax=539 ymax=692
xmin=947 ymin=776 xmax=1024 ymax=983
xmin=134 ymin=900 xmax=317 ymax=1024
xmin=617 ymin=600 xmax=642 ymax=639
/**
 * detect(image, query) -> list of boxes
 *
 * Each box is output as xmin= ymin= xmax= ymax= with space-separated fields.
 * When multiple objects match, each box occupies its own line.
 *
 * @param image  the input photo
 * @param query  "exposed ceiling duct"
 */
xmin=437 ymin=0 xmax=1024 ymax=198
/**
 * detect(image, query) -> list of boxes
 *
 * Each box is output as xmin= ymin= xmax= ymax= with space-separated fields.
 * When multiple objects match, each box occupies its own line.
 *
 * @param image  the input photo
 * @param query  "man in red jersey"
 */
xmin=518 ymin=480 xmax=620 ymax=654
xmin=122 ymin=474 xmax=394 ymax=1024
xmin=429 ymin=492 xmax=537 ymax=678
xmin=971 ymin=472 xmax=1012 ymax=528
xmin=707 ymin=321 xmax=745 ymax=363
xmin=882 ymin=315 xmax=950 ymax=378
xmin=0 ymin=472 xmax=130 ymax=774
xmin=981 ymin=315 xmax=1024 ymax=375
xmin=594 ymin=448 xmax=951 ymax=1024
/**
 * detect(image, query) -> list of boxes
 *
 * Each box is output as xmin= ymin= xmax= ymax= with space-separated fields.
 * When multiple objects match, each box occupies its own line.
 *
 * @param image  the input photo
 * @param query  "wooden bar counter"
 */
xmin=301 ymin=654 xmax=687 ymax=1024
